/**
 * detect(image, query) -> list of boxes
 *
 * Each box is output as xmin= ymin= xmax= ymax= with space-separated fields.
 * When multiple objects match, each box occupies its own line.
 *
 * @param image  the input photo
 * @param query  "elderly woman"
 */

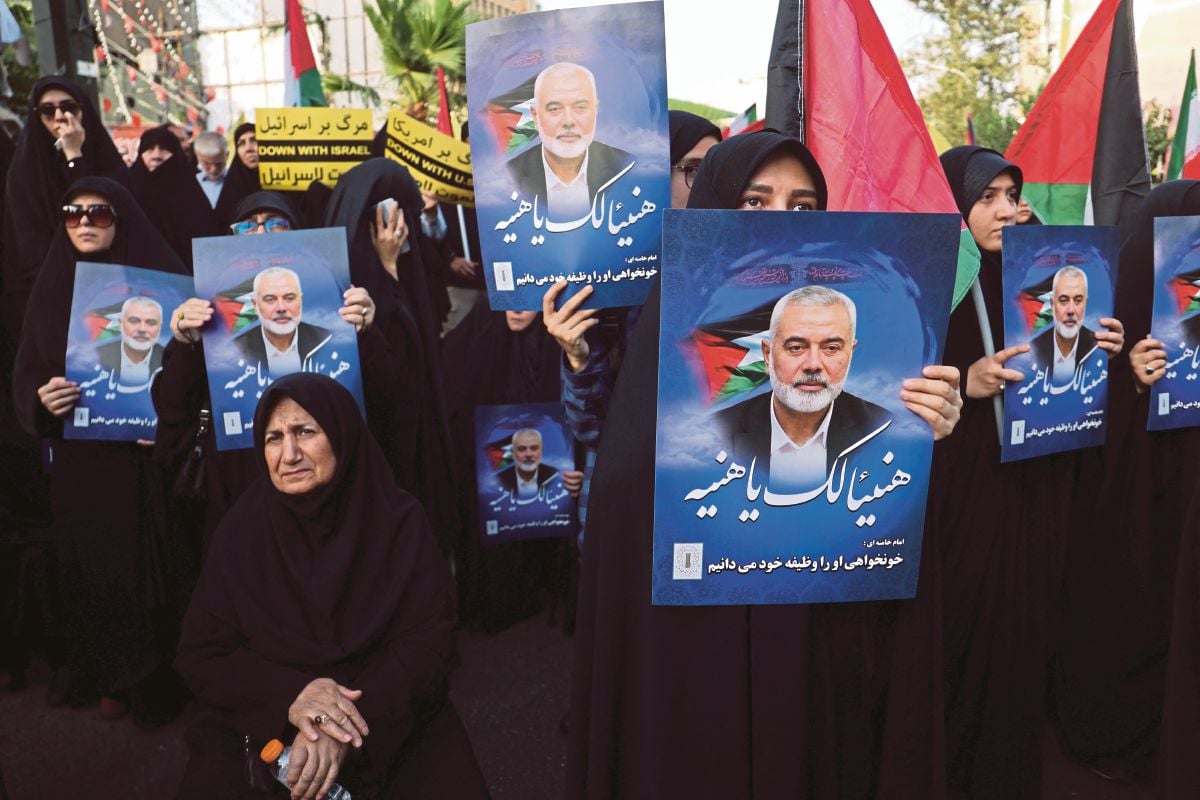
xmin=175 ymin=374 xmax=486 ymax=800
xmin=12 ymin=176 xmax=192 ymax=722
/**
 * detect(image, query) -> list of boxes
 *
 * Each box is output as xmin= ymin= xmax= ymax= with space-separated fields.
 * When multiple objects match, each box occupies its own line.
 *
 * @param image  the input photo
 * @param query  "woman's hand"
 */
xmin=38 ymin=377 xmax=79 ymax=417
xmin=339 ymin=286 xmax=376 ymax=332
xmin=543 ymin=282 xmax=597 ymax=373
xmin=562 ymin=469 xmax=584 ymax=497
xmin=288 ymin=677 xmax=369 ymax=748
xmin=285 ymin=730 xmax=351 ymax=800
xmin=900 ymin=365 xmax=962 ymax=440
xmin=1097 ymin=316 xmax=1126 ymax=355
xmin=1129 ymin=336 xmax=1168 ymax=394
xmin=371 ymin=202 xmax=408 ymax=280
xmin=449 ymin=256 xmax=478 ymax=279
xmin=170 ymin=298 xmax=213 ymax=344
xmin=965 ymin=344 xmax=1029 ymax=399
xmin=59 ymin=110 xmax=85 ymax=160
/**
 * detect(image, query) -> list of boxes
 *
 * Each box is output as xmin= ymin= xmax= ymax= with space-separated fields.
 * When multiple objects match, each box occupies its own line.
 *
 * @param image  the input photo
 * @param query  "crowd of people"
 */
xmin=0 ymin=69 xmax=1197 ymax=800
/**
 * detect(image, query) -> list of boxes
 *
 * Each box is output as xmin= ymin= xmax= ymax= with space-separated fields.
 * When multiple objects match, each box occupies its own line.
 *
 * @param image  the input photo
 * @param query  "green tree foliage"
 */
xmin=1143 ymin=99 xmax=1172 ymax=183
xmin=2 ymin=0 xmax=39 ymax=116
xmin=904 ymin=0 xmax=1036 ymax=153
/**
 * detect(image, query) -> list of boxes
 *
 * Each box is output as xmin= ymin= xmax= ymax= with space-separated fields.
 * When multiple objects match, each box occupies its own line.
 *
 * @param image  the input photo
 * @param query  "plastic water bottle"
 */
xmin=260 ymin=738 xmax=352 ymax=799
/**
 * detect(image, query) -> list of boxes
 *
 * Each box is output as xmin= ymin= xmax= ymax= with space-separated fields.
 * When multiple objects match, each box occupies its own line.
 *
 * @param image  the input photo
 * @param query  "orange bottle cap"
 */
xmin=260 ymin=738 xmax=284 ymax=762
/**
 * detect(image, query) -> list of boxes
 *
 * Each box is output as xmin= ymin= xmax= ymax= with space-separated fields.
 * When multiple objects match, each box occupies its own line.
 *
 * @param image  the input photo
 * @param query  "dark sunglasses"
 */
xmin=672 ymin=161 xmax=702 ymax=188
xmin=37 ymin=99 xmax=82 ymax=120
xmin=230 ymin=216 xmax=292 ymax=235
xmin=61 ymin=203 xmax=117 ymax=229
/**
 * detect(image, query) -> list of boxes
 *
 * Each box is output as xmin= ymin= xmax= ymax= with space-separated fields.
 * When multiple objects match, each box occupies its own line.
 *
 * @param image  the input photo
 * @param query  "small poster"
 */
xmin=465 ymin=1 xmax=670 ymax=310
xmin=192 ymin=228 xmax=364 ymax=450
xmin=382 ymin=111 xmax=474 ymax=206
xmin=64 ymin=262 xmax=193 ymax=441
xmin=474 ymin=402 xmax=578 ymax=544
xmin=256 ymin=107 xmax=374 ymax=190
xmin=1001 ymin=225 xmax=1119 ymax=461
xmin=652 ymin=209 xmax=960 ymax=606
xmin=1148 ymin=215 xmax=1200 ymax=431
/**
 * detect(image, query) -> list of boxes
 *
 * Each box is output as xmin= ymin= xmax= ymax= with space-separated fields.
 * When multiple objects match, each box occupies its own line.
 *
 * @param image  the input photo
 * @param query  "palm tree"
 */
xmin=364 ymin=0 xmax=474 ymax=120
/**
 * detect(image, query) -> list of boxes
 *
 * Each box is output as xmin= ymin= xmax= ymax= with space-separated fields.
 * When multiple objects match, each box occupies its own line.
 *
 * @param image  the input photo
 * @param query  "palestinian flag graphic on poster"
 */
xmin=1005 ymin=0 xmax=1150 ymax=227
xmin=212 ymin=275 xmax=259 ymax=335
xmin=83 ymin=300 xmax=124 ymax=343
xmin=1167 ymin=49 xmax=1200 ymax=181
xmin=484 ymin=434 xmax=515 ymax=471
xmin=688 ymin=300 xmax=773 ymax=406
xmin=1168 ymin=263 xmax=1200 ymax=321
xmin=482 ymin=74 xmax=539 ymax=156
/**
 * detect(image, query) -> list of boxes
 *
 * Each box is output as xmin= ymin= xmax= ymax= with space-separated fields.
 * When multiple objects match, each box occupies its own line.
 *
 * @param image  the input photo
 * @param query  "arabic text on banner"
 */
xmin=256 ymin=108 xmax=374 ymax=190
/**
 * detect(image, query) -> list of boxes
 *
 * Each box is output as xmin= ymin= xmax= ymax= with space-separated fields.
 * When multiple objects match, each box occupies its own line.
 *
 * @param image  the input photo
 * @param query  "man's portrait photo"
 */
xmin=506 ymin=62 xmax=634 ymax=220
xmin=232 ymin=266 xmax=332 ymax=379
xmin=714 ymin=285 xmax=892 ymax=491
xmin=496 ymin=428 xmax=560 ymax=499
xmin=94 ymin=296 xmax=165 ymax=388
xmin=1029 ymin=265 xmax=1098 ymax=386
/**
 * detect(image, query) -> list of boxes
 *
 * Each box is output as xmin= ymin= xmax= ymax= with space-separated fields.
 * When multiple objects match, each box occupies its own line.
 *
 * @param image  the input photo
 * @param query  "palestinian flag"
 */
xmin=1168 ymin=240 xmax=1200 ymax=321
xmin=483 ymin=434 xmax=514 ymax=471
xmin=213 ymin=275 xmax=260 ymax=335
xmin=83 ymin=301 xmax=124 ymax=343
xmin=688 ymin=299 xmax=776 ymax=406
xmin=436 ymin=66 xmax=454 ymax=137
xmin=483 ymin=75 xmax=538 ymax=155
xmin=725 ymin=104 xmax=765 ymax=138
xmin=765 ymin=0 xmax=980 ymax=309
xmin=1005 ymin=0 xmax=1150 ymax=227
xmin=1167 ymin=49 xmax=1200 ymax=181
xmin=284 ymin=0 xmax=325 ymax=107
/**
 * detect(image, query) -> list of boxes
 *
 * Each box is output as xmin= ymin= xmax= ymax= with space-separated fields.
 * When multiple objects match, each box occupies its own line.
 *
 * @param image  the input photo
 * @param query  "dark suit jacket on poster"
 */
xmin=232 ymin=321 xmax=333 ymax=378
xmin=496 ymin=462 xmax=559 ymax=495
xmin=1029 ymin=325 xmax=1097 ymax=372
xmin=94 ymin=339 xmax=164 ymax=385
xmin=506 ymin=141 xmax=635 ymax=209
xmin=713 ymin=390 xmax=894 ymax=480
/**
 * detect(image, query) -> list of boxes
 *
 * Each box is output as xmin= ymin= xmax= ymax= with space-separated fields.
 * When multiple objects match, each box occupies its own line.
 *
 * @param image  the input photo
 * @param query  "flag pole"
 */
xmin=970 ymin=277 xmax=1004 ymax=442
xmin=456 ymin=205 xmax=472 ymax=262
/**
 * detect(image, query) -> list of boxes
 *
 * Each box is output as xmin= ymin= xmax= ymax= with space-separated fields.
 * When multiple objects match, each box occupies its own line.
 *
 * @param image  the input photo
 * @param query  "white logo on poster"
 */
xmin=1159 ymin=392 xmax=1170 ymax=416
xmin=493 ymin=262 xmax=514 ymax=291
xmin=673 ymin=543 xmax=703 ymax=580
xmin=73 ymin=407 xmax=89 ymax=427
xmin=223 ymin=411 xmax=243 ymax=436
xmin=486 ymin=520 xmax=499 ymax=536
xmin=1010 ymin=419 xmax=1025 ymax=445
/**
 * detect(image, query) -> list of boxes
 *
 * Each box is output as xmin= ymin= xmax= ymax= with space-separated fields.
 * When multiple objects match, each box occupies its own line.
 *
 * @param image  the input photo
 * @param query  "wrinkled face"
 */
xmin=141 ymin=144 xmax=173 ymax=171
xmin=763 ymin=302 xmax=854 ymax=414
xmin=197 ymin=150 xmax=227 ymax=180
xmin=967 ymin=172 xmax=1019 ymax=252
xmin=236 ymin=130 xmax=259 ymax=168
xmin=65 ymin=192 xmax=118 ymax=254
xmin=263 ymin=397 xmax=337 ymax=495
xmin=121 ymin=300 xmax=162 ymax=352
xmin=512 ymin=430 xmax=542 ymax=470
xmin=505 ymin=310 xmax=538 ymax=332
xmin=532 ymin=68 xmax=597 ymax=161
xmin=671 ymin=134 xmax=719 ymax=209
xmin=254 ymin=272 xmax=302 ymax=335
xmin=1052 ymin=273 xmax=1088 ymax=340
xmin=737 ymin=152 xmax=820 ymax=211
xmin=37 ymin=88 xmax=79 ymax=139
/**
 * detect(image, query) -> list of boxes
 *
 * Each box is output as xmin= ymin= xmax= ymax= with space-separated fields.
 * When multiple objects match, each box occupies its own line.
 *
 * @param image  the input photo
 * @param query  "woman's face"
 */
xmin=967 ymin=172 xmax=1019 ymax=252
xmin=737 ymin=152 xmax=820 ymax=211
xmin=37 ymin=88 xmax=80 ymax=140
xmin=65 ymin=192 xmax=118 ymax=254
xmin=263 ymin=397 xmax=338 ymax=495
xmin=671 ymin=134 xmax=719 ymax=210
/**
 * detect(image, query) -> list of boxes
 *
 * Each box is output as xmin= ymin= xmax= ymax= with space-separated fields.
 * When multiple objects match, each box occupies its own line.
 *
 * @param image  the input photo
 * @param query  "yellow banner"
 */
xmin=255 ymin=108 xmax=374 ymax=190
xmin=382 ymin=111 xmax=474 ymax=207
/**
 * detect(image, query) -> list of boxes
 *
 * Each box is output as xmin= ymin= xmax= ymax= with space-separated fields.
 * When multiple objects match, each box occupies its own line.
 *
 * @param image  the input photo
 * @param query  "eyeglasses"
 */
xmin=61 ymin=203 xmax=117 ymax=229
xmin=230 ymin=216 xmax=292 ymax=235
xmin=672 ymin=161 xmax=702 ymax=189
xmin=37 ymin=99 xmax=82 ymax=120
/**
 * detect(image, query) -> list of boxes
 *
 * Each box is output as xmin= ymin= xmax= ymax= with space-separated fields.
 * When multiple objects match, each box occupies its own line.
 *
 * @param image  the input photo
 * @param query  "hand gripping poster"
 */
xmin=465 ymin=1 xmax=670 ymax=311
xmin=652 ymin=210 xmax=960 ymax=606
xmin=64 ymin=262 xmax=193 ymax=441
xmin=474 ymin=403 xmax=578 ymax=544
xmin=1148 ymin=216 xmax=1200 ymax=431
xmin=192 ymin=228 xmax=364 ymax=450
xmin=1000 ymin=225 xmax=1120 ymax=461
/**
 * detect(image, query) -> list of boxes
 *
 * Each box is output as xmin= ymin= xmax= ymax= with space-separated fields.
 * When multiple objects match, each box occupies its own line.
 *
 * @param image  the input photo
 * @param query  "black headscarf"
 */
xmin=687 ymin=128 xmax=829 ymax=211
xmin=2 ymin=76 xmax=129 ymax=342
xmin=13 ymin=177 xmax=187 ymax=437
xmin=299 ymin=180 xmax=333 ymax=230
xmin=668 ymin=110 xmax=721 ymax=165
xmin=213 ymin=123 xmax=262 ymax=230
xmin=129 ymin=125 xmax=220 ymax=268
xmin=231 ymin=190 xmax=300 ymax=229
xmin=938 ymin=145 xmax=1023 ymax=221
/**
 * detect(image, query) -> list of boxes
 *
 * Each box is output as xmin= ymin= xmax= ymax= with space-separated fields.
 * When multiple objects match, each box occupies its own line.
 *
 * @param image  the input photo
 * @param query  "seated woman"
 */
xmin=175 ymin=373 xmax=487 ymax=800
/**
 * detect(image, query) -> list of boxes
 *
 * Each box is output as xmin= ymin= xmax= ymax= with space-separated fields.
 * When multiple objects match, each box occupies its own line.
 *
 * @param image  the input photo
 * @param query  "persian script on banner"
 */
xmin=382 ymin=112 xmax=474 ymax=207
xmin=256 ymin=108 xmax=374 ymax=190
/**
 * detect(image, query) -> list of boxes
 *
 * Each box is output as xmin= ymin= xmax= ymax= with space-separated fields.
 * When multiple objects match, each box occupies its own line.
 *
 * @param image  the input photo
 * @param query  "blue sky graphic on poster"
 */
xmin=192 ymin=228 xmax=364 ymax=451
xmin=64 ymin=262 xmax=193 ymax=442
xmin=652 ymin=210 xmax=959 ymax=606
xmin=1149 ymin=216 xmax=1200 ymax=431
xmin=474 ymin=402 xmax=577 ymax=544
xmin=465 ymin=1 xmax=669 ymax=311
xmin=1000 ymin=225 xmax=1119 ymax=461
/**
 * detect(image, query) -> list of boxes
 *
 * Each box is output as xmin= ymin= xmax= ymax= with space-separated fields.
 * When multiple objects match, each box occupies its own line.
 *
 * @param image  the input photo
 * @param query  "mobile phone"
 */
xmin=373 ymin=197 xmax=399 ymax=226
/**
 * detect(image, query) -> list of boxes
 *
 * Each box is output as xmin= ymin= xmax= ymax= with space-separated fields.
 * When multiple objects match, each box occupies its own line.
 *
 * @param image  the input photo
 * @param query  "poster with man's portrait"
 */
xmin=192 ymin=228 xmax=364 ymax=451
xmin=1149 ymin=216 xmax=1200 ymax=431
xmin=465 ymin=1 xmax=670 ymax=311
xmin=1000 ymin=225 xmax=1119 ymax=461
xmin=64 ymin=262 xmax=193 ymax=442
xmin=475 ymin=402 xmax=577 ymax=544
xmin=652 ymin=210 xmax=960 ymax=606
